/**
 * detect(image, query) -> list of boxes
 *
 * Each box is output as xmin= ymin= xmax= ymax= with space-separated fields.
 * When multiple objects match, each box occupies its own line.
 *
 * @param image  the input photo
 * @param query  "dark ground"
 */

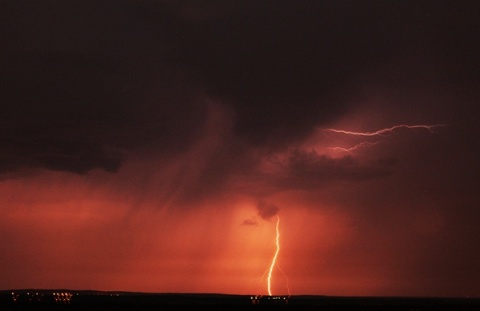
xmin=1 ymin=290 xmax=479 ymax=310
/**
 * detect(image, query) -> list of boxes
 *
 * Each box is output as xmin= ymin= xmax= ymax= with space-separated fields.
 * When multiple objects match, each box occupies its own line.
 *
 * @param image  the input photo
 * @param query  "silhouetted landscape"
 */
xmin=1 ymin=290 xmax=479 ymax=310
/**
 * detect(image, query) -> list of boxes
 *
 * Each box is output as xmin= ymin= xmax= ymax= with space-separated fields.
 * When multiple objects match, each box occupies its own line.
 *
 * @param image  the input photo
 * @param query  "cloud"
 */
xmin=250 ymin=149 xmax=396 ymax=195
xmin=0 ymin=50 xmax=207 ymax=175
xmin=256 ymin=201 xmax=279 ymax=221
xmin=241 ymin=218 xmax=258 ymax=226
xmin=1 ymin=0 xmax=478 ymax=179
xmin=0 ymin=0 xmax=396 ymax=175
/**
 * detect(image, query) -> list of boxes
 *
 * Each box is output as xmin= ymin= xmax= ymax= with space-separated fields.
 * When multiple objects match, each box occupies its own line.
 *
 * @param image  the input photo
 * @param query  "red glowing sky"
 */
xmin=1 ymin=0 xmax=480 ymax=297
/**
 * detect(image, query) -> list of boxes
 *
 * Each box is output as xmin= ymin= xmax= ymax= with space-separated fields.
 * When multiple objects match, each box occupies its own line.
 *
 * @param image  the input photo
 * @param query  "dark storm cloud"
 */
xmin=267 ymin=149 xmax=396 ymax=192
xmin=0 ymin=0 xmax=207 ymax=175
xmin=165 ymin=0 xmax=480 ymax=146
xmin=0 ymin=51 xmax=206 ymax=174
xmin=166 ymin=0 xmax=402 ymax=146
xmin=1 ymin=0 xmax=479 ymax=175
xmin=256 ymin=201 xmax=279 ymax=220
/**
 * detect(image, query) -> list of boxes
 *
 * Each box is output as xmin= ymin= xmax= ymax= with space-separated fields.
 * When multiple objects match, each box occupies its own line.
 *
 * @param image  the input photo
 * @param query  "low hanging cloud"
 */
xmin=256 ymin=201 xmax=280 ymax=221
xmin=246 ymin=149 xmax=397 ymax=196
xmin=285 ymin=149 xmax=396 ymax=182
xmin=240 ymin=218 xmax=258 ymax=226
xmin=240 ymin=201 xmax=279 ymax=226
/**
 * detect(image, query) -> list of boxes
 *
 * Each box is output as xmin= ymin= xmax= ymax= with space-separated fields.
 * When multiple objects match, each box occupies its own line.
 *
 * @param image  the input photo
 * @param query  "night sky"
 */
xmin=1 ymin=0 xmax=480 ymax=297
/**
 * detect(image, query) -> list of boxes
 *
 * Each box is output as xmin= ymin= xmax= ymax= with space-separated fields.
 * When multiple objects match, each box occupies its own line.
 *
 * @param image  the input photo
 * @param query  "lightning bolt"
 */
xmin=324 ymin=124 xmax=447 ymax=137
xmin=328 ymin=141 xmax=383 ymax=153
xmin=322 ymin=124 xmax=447 ymax=154
xmin=267 ymin=215 xmax=280 ymax=296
